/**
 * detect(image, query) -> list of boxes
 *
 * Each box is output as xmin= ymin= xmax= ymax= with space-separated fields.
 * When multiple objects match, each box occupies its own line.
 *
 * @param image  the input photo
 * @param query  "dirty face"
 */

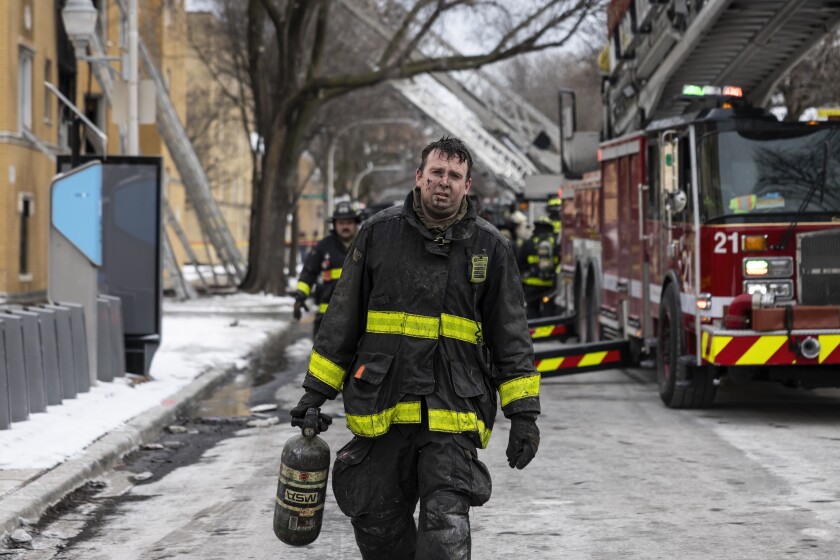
xmin=334 ymin=218 xmax=358 ymax=243
xmin=416 ymin=149 xmax=472 ymax=220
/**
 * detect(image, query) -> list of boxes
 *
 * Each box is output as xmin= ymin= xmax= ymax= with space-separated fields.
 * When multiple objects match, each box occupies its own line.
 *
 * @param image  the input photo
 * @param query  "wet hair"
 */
xmin=418 ymin=136 xmax=473 ymax=180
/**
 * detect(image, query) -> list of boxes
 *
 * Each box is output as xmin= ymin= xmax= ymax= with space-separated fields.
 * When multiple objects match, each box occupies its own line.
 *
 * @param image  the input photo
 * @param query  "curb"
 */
xmin=0 ymin=361 xmax=242 ymax=541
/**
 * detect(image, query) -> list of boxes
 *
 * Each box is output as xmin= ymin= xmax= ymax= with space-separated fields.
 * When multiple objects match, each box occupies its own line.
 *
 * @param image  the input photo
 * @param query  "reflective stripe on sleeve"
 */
xmin=428 ymin=409 xmax=492 ymax=448
xmin=308 ymin=350 xmax=346 ymax=391
xmin=498 ymin=374 xmax=540 ymax=407
xmin=296 ymin=281 xmax=311 ymax=296
xmin=319 ymin=303 xmax=329 ymax=314
xmin=346 ymin=401 xmax=422 ymax=437
xmin=523 ymin=277 xmax=554 ymax=287
xmin=323 ymin=268 xmax=342 ymax=282
xmin=440 ymin=314 xmax=481 ymax=344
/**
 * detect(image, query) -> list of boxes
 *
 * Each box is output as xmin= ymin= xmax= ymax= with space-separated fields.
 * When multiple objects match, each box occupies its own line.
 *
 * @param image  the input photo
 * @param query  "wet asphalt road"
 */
xmin=5 ymin=319 xmax=840 ymax=559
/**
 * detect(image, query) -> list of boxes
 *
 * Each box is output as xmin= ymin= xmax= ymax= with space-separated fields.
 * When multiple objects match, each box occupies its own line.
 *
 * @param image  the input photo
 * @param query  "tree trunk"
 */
xmin=289 ymin=206 xmax=299 ymax=276
xmin=241 ymin=123 xmax=292 ymax=294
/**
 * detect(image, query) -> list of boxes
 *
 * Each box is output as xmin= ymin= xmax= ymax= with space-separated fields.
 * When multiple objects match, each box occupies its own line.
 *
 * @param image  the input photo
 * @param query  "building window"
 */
xmin=19 ymin=194 xmax=35 ymax=279
xmin=19 ymin=47 xmax=34 ymax=131
xmin=44 ymin=59 xmax=52 ymax=124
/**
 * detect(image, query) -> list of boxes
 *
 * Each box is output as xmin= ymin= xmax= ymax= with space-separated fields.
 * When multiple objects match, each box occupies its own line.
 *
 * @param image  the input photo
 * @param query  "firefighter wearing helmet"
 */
xmin=293 ymin=201 xmax=361 ymax=336
xmin=517 ymin=216 xmax=559 ymax=318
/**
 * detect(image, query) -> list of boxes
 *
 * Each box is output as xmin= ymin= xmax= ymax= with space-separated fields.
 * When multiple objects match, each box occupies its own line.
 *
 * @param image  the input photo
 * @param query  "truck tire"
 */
xmin=657 ymin=284 xmax=716 ymax=408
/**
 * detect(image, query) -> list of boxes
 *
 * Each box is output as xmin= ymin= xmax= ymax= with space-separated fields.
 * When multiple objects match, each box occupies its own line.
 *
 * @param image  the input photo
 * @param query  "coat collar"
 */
xmin=402 ymin=190 xmax=476 ymax=244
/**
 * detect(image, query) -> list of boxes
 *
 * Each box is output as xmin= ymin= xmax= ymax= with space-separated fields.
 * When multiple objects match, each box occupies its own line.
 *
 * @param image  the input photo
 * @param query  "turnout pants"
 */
xmin=332 ymin=424 xmax=492 ymax=560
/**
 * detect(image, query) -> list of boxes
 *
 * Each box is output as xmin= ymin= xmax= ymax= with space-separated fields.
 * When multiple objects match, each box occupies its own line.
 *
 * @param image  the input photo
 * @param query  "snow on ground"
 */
xmin=0 ymin=293 xmax=291 ymax=470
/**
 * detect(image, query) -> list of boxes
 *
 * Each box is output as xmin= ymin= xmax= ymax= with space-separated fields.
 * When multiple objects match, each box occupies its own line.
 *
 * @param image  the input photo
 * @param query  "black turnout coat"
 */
xmin=302 ymin=191 xmax=540 ymax=449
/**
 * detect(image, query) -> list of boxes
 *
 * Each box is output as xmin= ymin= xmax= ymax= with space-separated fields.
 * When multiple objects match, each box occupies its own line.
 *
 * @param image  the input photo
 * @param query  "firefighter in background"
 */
xmin=293 ymin=201 xmax=361 ymax=337
xmin=546 ymin=193 xmax=563 ymax=238
xmin=517 ymin=216 xmax=559 ymax=318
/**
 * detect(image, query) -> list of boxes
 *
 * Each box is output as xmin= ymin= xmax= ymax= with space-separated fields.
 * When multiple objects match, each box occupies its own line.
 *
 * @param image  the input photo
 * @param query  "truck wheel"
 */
xmin=657 ymin=284 xmax=716 ymax=408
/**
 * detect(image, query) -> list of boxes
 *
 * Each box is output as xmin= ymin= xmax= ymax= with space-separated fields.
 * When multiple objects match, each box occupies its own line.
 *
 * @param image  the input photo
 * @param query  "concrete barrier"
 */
xmin=0 ymin=313 xmax=30 ymax=422
xmin=99 ymin=295 xmax=126 ymax=378
xmin=5 ymin=309 xmax=47 ymax=414
xmin=42 ymin=304 xmax=78 ymax=400
xmin=0 ymin=320 xmax=10 ymax=430
xmin=56 ymin=302 xmax=90 ymax=393
xmin=24 ymin=306 xmax=62 ymax=406
xmin=96 ymin=299 xmax=115 ymax=382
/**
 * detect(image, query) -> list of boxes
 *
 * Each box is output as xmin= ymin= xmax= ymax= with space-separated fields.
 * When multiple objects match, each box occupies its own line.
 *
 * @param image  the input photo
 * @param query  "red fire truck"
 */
xmin=553 ymin=95 xmax=840 ymax=408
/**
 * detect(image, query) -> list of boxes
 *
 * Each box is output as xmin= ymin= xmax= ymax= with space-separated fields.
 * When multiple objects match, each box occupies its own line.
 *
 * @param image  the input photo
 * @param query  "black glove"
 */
xmin=292 ymin=290 xmax=309 ymax=321
xmin=290 ymin=389 xmax=332 ymax=434
xmin=506 ymin=412 xmax=540 ymax=469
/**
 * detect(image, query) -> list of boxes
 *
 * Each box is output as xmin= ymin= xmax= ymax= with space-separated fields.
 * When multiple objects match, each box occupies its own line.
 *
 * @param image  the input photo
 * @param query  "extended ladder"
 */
xmin=606 ymin=0 xmax=840 ymax=137
xmin=336 ymin=0 xmax=562 ymax=192
xmin=90 ymin=0 xmax=245 ymax=286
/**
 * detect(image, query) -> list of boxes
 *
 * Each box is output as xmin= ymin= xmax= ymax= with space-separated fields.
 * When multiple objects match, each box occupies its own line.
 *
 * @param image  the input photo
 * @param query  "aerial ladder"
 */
xmin=337 ymin=0 xmax=563 ymax=193
xmin=85 ymin=0 xmax=245 ymax=293
xmin=604 ymin=0 xmax=840 ymax=138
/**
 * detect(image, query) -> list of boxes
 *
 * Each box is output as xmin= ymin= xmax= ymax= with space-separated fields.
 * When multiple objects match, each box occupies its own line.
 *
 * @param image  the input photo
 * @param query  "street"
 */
xmin=7 ymin=322 xmax=840 ymax=559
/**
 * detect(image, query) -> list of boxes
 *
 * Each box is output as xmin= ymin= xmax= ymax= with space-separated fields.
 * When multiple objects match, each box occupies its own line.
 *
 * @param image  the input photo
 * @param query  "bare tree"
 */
xmin=499 ymin=44 xmax=605 ymax=134
xmin=774 ymin=30 xmax=840 ymax=122
xmin=198 ymin=0 xmax=604 ymax=294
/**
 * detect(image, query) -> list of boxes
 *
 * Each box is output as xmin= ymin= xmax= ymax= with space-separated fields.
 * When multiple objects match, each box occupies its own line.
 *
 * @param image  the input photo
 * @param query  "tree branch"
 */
xmin=377 ymin=0 xmax=437 ymax=68
xmin=391 ymin=0 xmax=462 ymax=69
xmin=306 ymin=1 xmax=330 ymax=80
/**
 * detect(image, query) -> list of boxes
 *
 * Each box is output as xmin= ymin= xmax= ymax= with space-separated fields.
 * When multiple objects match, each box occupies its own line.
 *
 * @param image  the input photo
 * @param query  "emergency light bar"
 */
xmin=681 ymin=84 xmax=743 ymax=98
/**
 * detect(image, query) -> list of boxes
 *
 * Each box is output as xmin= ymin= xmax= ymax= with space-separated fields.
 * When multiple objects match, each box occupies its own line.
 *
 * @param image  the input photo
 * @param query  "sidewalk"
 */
xmin=0 ymin=293 xmax=291 ymax=540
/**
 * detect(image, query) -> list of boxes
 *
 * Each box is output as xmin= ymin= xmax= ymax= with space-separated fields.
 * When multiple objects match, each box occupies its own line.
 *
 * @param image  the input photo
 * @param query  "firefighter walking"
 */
xmin=293 ymin=202 xmax=361 ymax=337
xmin=290 ymin=136 xmax=540 ymax=559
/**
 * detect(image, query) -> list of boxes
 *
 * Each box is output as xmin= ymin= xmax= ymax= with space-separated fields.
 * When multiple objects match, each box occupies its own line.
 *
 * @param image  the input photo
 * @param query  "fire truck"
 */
xmin=529 ymin=0 xmax=840 ymax=408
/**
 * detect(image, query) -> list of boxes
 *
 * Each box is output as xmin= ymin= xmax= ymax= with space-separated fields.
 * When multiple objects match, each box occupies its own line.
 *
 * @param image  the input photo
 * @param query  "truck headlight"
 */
xmin=743 ymin=257 xmax=793 ymax=277
xmin=743 ymin=280 xmax=793 ymax=300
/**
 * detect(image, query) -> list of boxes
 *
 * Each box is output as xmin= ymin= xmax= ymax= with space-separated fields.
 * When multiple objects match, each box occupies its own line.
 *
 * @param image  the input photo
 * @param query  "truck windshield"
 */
xmin=698 ymin=128 xmax=840 ymax=223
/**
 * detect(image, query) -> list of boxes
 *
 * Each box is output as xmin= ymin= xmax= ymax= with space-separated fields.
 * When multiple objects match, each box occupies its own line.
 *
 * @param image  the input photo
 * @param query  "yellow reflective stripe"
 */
xmin=579 ymin=351 xmax=608 ymax=367
xmin=736 ymin=336 xmax=786 ymax=365
xmin=523 ymin=277 xmax=554 ymax=287
xmin=440 ymin=314 xmax=481 ymax=344
xmin=319 ymin=303 xmax=329 ymax=313
xmin=499 ymin=374 xmax=540 ymax=407
xmin=367 ymin=311 xmax=439 ymax=339
xmin=708 ymin=335 xmax=733 ymax=363
xmin=296 ymin=281 xmax=311 ymax=296
xmin=346 ymin=402 xmax=422 ymax=437
xmin=527 ymin=255 xmax=539 ymax=264
xmin=820 ymin=335 xmax=840 ymax=363
xmin=366 ymin=311 xmax=481 ymax=344
xmin=308 ymin=350 xmax=345 ymax=391
xmin=323 ymin=268 xmax=342 ymax=282
xmin=536 ymin=357 xmax=564 ymax=371
xmin=428 ymin=409 xmax=493 ymax=448
xmin=532 ymin=325 xmax=554 ymax=339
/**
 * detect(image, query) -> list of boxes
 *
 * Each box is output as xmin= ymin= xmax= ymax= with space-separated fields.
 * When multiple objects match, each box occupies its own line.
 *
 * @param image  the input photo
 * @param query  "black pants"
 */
xmin=332 ymin=425 xmax=492 ymax=560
